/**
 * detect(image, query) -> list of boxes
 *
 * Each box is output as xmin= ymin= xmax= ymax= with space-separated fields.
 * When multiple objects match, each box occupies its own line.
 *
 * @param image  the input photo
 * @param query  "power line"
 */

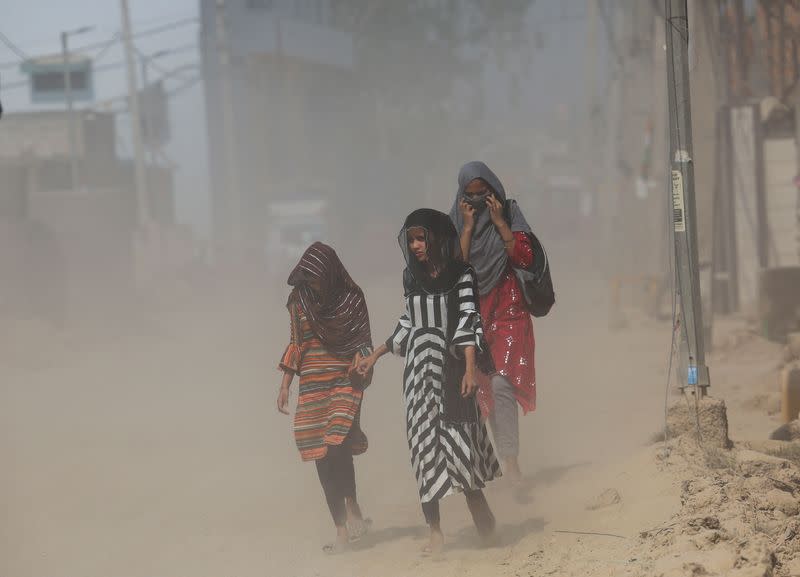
xmin=0 ymin=17 xmax=198 ymax=70
xmin=92 ymin=32 xmax=122 ymax=63
xmin=1 ymin=43 xmax=198 ymax=94
xmin=0 ymin=29 xmax=29 ymax=62
xmin=135 ymin=44 xmax=198 ymax=81
xmin=167 ymin=74 xmax=202 ymax=97
xmin=81 ymin=17 xmax=198 ymax=52
xmin=95 ymin=59 xmax=127 ymax=73
xmin=91 ymin=61 xmax=201 ymax=110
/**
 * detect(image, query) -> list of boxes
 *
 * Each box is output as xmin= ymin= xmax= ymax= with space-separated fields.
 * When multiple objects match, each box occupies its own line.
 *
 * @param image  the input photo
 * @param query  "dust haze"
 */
xmin=0 ymin=1 xmax=753 ymax=577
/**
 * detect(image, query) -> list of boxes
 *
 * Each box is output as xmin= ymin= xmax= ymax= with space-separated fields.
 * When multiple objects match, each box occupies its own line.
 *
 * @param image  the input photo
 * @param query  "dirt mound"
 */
xmin=635 ymin=437 xmax=800 ymax=576
xmin=666 ymin=397 xmax=732 ymax=449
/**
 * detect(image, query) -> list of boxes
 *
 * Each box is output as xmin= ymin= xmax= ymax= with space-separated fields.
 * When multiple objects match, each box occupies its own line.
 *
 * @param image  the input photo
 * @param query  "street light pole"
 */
xmin=60 ymin=26 xmax=92 ymax=191
xmin=138 ymin=49 xmax=169 ymax=166
xmin=61 ymin=32 xmax=77 ymax=190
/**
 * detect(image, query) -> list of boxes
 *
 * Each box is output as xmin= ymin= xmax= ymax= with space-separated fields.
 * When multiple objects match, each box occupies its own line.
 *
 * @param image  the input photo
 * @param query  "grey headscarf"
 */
xmin=449 ymin=161 xmax=531 ymax=295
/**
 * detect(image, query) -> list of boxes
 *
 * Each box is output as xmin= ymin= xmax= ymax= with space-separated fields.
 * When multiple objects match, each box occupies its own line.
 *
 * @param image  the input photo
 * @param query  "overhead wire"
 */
xmin=0 ymin=29 xmax=29 ymax=62
xmin=0 ymin=17 xmax=198 ymax=70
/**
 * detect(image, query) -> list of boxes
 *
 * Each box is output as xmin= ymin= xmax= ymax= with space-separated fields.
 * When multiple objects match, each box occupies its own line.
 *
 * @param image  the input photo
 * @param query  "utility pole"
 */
xmin=665 ymin=0 xmax=711 ymax=394
xmin=778 ymin=1 xmax=786 ymax=98
xmin=120 ymin=0 xmax=150 ymax=228
xmin=605 ymin=0 xmax=627 ymax=329
xmin=585 ymin=0 xmax=598 ymax=223
xmin=139 ymin=50 xmax=168 ymax=166
xmin=61 ymin=32 xmax=78 ymax=191
xmin=733 ymin=0 xmax=748 ymax=101
xmin=140 ymin=54 xmax=151 ymax=166
xmin=60 ymin=26 xmax=93 ymax=190
xmin=214 ymin=0 xmax=243 ymax=258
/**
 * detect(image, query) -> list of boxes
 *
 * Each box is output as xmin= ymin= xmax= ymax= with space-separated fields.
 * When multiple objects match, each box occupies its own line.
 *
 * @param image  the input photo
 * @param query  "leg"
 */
xmin=421 ymin=500 xmax=444 ymax=554
xmin=465 ymin=489 xmax=496 ymax=539
xmin=315 ymin=449 xmax=349 ymax=552
xmin=334 ymin=445 xmax=370 ymax=539
xmin=488 ymin=374 xmax=521 ymax=481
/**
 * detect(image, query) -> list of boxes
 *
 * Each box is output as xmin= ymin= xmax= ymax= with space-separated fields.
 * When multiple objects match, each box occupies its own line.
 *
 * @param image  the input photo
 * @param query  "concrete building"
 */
xmin=200 ymin=0 xmax=357 ymax=257
xmin=0 ymin=110 xmax=175 ymax=324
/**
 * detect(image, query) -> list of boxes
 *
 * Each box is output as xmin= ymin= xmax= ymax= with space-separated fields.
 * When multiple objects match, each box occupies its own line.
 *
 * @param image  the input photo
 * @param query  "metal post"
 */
xmin=61 ymin=32 xmax=79 ymax=190
xmin=120 ymin=0 xmax=150 ymax=227
xmin=734 ymin=0 xmax=747 ymax=100
xmin=665 ymin=0 xmax=711 ymax=394
xmin=140 ymin=55 xmax=151 ymax=166
xmin=779 ymin=1 xmax=786 ymax=98
xmin=140 ymin=56 xmax=148 ymax=96
xmin=215 ymin=0 xmax=243 ymax=255
xmin=795 ymin=101 xmax=800 ymax=266
xmin=585 ymin=0 xmax=598 ymax=223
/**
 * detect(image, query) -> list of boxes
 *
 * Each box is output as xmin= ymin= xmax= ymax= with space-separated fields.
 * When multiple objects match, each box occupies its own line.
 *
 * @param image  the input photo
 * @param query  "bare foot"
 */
xmin=323 ymin=526 xmax=349 ymax=555
xmin=345 ymin=498 xmax=371 ymax=541
xmin=422 ymin=527 xmax=444 ymax=556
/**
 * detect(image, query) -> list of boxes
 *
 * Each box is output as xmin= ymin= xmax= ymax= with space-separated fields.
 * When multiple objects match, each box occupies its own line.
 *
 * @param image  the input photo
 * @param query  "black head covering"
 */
xmin=398 ymin=208 xmax=468 ymax=295
xmin=397 ymin=209 xmax=495 ymax=424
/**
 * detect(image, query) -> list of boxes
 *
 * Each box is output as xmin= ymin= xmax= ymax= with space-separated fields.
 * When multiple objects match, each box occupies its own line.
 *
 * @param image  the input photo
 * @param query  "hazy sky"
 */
xmin=0 ymin=0 xmax=209 ymax=233
xmin=1 ymin=0 xmax=591 ymax=238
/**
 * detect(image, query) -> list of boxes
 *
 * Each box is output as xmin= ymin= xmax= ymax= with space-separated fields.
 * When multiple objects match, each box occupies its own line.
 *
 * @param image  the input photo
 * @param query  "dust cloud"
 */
xmin=1 ymin=2 xmax=684 ymax=576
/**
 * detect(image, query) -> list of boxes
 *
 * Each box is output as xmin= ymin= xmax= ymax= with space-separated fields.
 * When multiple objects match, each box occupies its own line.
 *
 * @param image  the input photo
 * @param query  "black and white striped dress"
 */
xmin=387 ymin=269 xmax=501 ymax=503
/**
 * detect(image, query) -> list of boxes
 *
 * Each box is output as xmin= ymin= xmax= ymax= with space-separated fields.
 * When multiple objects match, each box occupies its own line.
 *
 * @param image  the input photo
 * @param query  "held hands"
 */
xmin=349 ymin=351 xmax=364 ymax=376
xmin=355 ymin=353 xmax=377 ymax=377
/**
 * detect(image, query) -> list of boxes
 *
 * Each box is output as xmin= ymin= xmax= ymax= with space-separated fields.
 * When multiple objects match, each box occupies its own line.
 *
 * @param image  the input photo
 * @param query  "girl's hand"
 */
xmin=277 ymin=385 xmax=290 ymax=415
xmin=486 ymin=194 xmax=505 ymax=228
xmin=460 ymin=199 xmax=476 ymax=232
xmin=357 ymin=354 xmax=377 ymax=376
xmin=461 ymin=366 xmax=478 ymax=398
xmin=349 ymin=351 xmax=364 ymax=376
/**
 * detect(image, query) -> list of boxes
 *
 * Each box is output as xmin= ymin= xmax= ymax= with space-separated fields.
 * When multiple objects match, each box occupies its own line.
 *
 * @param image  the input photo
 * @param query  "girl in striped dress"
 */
xmin=276 ymin=242 xmax=373 ymax=554
xmin=358 ymin=209 xmax=500 ymax=554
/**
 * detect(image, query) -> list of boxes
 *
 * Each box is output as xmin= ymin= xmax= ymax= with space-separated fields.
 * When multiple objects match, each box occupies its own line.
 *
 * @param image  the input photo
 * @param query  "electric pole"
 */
xmin=665 ymin=0 xmax=711 ymax=394
xmin=120 ymin=0 xmax=150 ymax=228
xmin=214 ymin=0 xmax=243 ymax=259
xmin=60 ymin=26 xmax=93 ymax=190
xmin=61 ymin=32 xmax=78 ymax=190
xmin=585 ymin=0 xmax=598 ymax=222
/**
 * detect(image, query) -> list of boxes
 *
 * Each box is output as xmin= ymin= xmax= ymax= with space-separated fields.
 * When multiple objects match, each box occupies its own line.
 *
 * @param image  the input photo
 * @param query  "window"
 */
xmin=31 ymin=70 xmax=88 ymax=93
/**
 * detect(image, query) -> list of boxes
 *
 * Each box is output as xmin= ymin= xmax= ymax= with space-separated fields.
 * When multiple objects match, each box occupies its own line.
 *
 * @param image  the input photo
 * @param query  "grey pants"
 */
xmin=488 ymin=374 xmax=519 ymax=459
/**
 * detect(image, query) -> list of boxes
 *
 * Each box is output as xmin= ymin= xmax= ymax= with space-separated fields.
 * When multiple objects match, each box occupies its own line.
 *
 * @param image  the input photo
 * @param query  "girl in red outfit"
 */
xmin=449 ymin=161 xmax=536 ymax=483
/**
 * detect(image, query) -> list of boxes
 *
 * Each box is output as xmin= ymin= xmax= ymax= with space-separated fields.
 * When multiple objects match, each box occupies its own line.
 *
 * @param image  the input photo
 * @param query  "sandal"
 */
xmin=322 ymin=542 xmax=347 ymax=555
xmin=347 ymin=517 xmax=373 ymax=542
